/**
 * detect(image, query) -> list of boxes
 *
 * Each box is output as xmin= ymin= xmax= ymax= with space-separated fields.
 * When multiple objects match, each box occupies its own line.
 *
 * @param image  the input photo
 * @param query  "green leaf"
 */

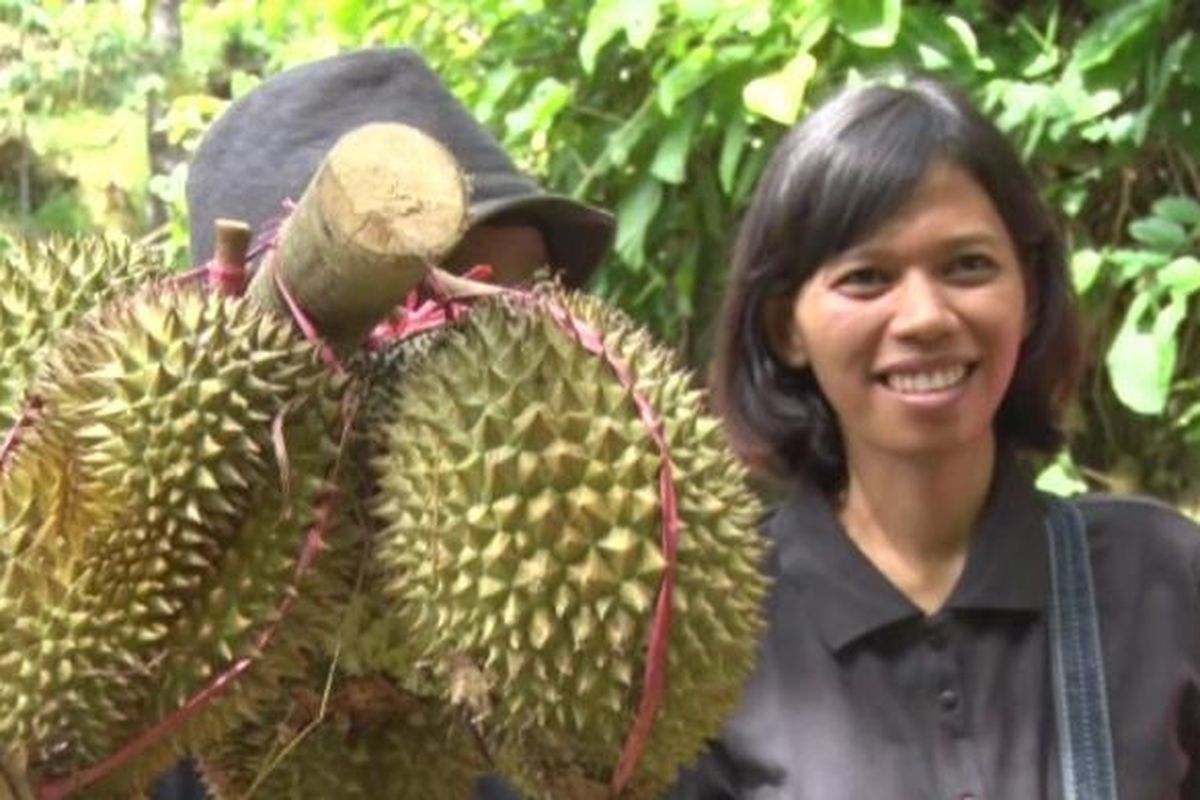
xmin=1036 ymin=455 xmax=1088 ymax=497
xmin=1071 ymin=248 xmax=1104 ymax=295
xmin=833 ymin=0 xmax=902 ymax=48
xmin=1105 ymin=293 xmax=1186 ymax=415
xmin=1152 ymin=196 xmax=1200 ymax=228
xmin=1129 ymin=216 xmax=1188 ymax=252
xmin=742 ymin=52 xmax=817 ymax=125
xmin=504 ymin=78 xmax=572 ymax=138
xmin=1109 ymin=248 xmax=1170 ymax=281
xmin=657 ymin=46 xmax=715 ymax=115
xmin=1158 ymin=256 xmax=1200 ymax=296
xmin=651 ymin=104 xmax=700 ymax=184
xmin=615 ymin=176 xmax=664 ymax=268
xmin=719 ymin=114 xmax=750 ymax=195
xmin=606 ymin=100 xmax=656 ymax=167
xmin=944 ymin=16 xmax=978 ymax=59
xmin=579 ymin=0 xmax=662 ymax=73
xmin=1070 ymin=0 xmax=1165 ymax=74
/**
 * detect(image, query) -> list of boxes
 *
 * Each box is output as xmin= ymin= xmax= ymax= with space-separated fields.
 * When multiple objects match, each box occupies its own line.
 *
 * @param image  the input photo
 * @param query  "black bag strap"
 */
xmin=1044 ymin=496 xmax=1118 ymax=800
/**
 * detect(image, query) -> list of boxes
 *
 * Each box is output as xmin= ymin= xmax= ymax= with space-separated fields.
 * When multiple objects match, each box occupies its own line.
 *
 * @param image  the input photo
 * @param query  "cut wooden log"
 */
xmin=248 ymin=122 xmax=469 ymax=350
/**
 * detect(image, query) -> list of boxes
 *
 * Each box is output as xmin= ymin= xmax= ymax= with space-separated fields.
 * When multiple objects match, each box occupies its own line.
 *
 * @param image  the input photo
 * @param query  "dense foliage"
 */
xmin=1 ymin=0 xmax=1198 ymax=506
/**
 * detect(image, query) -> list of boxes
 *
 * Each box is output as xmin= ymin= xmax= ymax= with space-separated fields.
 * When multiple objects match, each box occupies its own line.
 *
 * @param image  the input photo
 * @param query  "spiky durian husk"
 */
xmin=367 ymin=288 xmax=768 ymax=796
xmin=198 ymin=659 xmax=489 ymax=800
xmin=0 ymin=282 xmax=354 ymax=797
xmin=0 ymin=234 xmax=168 ymax=430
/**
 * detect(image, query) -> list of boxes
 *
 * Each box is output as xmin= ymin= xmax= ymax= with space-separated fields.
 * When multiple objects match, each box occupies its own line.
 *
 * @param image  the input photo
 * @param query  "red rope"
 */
xmin=377 ymin=274 xmax=679 ymax=794
xmin=35 ymin=484 xmax=340 ymax=800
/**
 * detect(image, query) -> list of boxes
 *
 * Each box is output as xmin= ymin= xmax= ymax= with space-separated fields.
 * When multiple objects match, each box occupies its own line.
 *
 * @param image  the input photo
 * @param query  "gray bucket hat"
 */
xmin=186 ymin=47 xmax=615 ymax=287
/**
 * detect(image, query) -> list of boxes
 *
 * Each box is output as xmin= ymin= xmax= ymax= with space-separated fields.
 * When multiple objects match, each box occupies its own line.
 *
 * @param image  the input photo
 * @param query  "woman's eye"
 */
xmin=834 ymin=266 xmax=889 ymax=292
xmin=947 ymin=253 xmax=997 ymax=280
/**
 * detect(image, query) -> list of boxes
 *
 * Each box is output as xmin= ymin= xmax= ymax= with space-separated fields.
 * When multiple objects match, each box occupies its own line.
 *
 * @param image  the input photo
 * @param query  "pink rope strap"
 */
xmin=375 ymin=271 xmax=679 ymax=795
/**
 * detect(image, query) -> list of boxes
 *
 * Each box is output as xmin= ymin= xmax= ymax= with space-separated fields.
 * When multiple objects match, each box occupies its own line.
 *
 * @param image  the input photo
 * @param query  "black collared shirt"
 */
xmin=670 ymin=454 xmax=1200 ymax=799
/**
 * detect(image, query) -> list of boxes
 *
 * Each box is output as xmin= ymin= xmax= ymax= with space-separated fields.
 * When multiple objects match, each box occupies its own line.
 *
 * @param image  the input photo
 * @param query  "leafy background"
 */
xmin=2 ymin=0 xmax=1199 ymax=509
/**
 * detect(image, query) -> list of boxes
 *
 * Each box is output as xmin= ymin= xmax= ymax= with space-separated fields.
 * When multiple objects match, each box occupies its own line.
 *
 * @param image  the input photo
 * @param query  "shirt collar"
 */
xmin=769 ymin=449 xmax=1051 ymax=653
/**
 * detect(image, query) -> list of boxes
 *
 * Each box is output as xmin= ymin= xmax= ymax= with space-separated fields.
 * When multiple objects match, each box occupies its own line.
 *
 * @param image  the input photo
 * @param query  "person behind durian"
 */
xmin=670 ymin=75 xmax=1200 ymax=797
xmin=186 ymin=47 xmax=615 ymax=292
xmin=154 ymin=47 xmax=615 ymax=800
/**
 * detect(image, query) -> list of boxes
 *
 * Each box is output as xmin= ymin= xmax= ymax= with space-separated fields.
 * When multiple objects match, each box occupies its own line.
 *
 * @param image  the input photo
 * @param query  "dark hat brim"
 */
xmin=470 ymin=193 xmax=615 ymax=288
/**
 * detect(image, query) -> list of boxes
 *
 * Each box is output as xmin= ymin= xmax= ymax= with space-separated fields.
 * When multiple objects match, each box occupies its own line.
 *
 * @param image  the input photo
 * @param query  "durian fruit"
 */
xmin=198 ymin=608 xmax=490 ymax=799
xmin=0 ymin=281 xmax=353 ymax=797
xmin=367 ymin=287 xmax=768 ymax=797
xmin=0 ymin=235 xmax=168 ymax=430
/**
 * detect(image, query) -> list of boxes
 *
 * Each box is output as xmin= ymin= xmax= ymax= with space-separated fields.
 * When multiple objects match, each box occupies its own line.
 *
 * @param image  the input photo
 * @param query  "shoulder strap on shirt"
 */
xmin=1043 ymin=495 xmax=1119 ymax=800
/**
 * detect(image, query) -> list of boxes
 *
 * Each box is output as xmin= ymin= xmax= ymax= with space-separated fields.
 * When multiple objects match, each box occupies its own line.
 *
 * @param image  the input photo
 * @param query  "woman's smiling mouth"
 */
xmin=880 ymin=364 xmax=972 ymax=395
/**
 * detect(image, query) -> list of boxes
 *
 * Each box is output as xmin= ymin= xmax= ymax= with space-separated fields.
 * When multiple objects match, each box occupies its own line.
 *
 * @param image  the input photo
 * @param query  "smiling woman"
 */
xmin=675 ymin=76 xmax=1200 ymax=798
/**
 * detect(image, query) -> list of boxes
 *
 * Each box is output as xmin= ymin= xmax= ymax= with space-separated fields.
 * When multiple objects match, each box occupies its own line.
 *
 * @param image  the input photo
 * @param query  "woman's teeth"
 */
xmin=885 ymin=365 xmax=968 ymax=394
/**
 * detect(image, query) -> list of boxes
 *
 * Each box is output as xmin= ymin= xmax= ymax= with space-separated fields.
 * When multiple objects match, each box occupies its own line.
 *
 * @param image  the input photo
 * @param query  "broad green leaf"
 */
xmin=606 ymin=101 xmax=656 ymax=167
xmin=1070 ymin=0 xmax=1165 ymax=73
xmin=1152 ymin=196 xmax=1200 ymax=228
xmin=657 ymin=46 xmax=715 ymax=115
xmin=1036 ymin=456 xmax=1088 ymax=497
xmin=504 ymin=78 xmax=572 ymax=137
xmin=1105 ymin=294 xmax=1185 ymax=415
xmin=1071 ymin=248 xmax=1103 ymax=295
xmin=615 ymin=176 xmax=664 ymax=268
xmin=1110 ymin=248 xmax=1170 ymax=281
xmin=579 ymin=0 xmax=661 ymax=73
xmin=792 ymin=0 xmax=833 ymax=52
xmin=651 ymin=105 xmax=700 ymax=184
xmin=1159 ymin=256 xmax=1200 ymax=296
xmin=742 ymin=52 xmax=817 ymax=125
xmin=1130 ymin=216 xmax=1188 ymax=252
xmin=719 ymin=114 xmax=750 ymax=195
xmin=833 ymin=0 xmax=902 ymax=48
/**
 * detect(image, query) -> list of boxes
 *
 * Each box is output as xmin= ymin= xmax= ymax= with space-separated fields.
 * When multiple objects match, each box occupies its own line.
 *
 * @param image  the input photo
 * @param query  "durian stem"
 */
xmin=248 ymin=122 xmax=469 ymax=351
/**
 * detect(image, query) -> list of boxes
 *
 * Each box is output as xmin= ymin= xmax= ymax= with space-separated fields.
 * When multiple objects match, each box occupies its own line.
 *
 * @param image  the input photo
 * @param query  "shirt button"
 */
xmin=938 ymin=688 xmax=960 ymax=711
xmin=927 ymin=624 xmax=948 ymax=651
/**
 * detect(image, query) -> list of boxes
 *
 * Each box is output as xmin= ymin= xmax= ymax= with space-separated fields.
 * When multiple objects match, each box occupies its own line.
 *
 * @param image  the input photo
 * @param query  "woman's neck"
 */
xmin=837 ymin=436 xmax=997 ymax=614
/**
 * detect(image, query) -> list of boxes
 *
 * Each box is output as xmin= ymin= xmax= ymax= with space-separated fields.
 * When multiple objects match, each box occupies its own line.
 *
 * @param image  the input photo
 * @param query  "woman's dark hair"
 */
xmin=711 ymin=75 xmax=1082 ymax=495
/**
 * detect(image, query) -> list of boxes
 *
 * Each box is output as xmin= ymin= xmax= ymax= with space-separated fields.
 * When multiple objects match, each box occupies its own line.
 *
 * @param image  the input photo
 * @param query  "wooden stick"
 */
xmin=248 ymin=123 xmax=469 ymax=349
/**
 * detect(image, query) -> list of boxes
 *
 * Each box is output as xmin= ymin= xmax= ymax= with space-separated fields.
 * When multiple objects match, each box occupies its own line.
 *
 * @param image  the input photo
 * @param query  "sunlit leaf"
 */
xmin=504 ymin=78 xmax=572 ymax=138
xmin=1106 ymin=294 xmax=1185 ymax=415
xmin=1036 ymin=456 xmax=1088 ymax=497
xmin=944 ymin=16 xmax=978 ymax=59
xmin=1159 ymin=256 xmax=1200 ymax=296
xmin=1070 ymin=0 xmax=1166 ymax=73
xmin=579 ymin=0 xmax=662 ymax=73
xmin=657 ymin=46 xmax=715 ymax=115
xmin=1071 ymin=248 xmax=1103 ymax=295
xmin=833 ymin=0 xmax=902 ymax=48
xmin=742 ymin=52 xmax=817 ymax=125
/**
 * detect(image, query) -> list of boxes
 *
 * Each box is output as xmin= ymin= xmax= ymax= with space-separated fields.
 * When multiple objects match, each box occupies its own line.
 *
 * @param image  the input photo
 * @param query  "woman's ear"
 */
xmin=765 ymin=295 xmax=808 ymax=368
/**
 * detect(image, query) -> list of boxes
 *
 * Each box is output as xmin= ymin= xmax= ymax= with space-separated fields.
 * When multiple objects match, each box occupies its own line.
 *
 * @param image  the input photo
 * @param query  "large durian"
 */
xmin=367 ymin=286 xmax=767 ymax=797
xmin=198 ymin=603 xmax=490 ymax=800
xmin=0 ymin=280 xmax=353 ymax=797
xmin=0 ymin=235 xmax=169 ymax=429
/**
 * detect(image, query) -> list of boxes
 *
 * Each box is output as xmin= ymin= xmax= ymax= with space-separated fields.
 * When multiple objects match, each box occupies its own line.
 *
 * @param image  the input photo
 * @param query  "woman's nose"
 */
xmin=890 ymin=270 xmax=957 ymax=340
